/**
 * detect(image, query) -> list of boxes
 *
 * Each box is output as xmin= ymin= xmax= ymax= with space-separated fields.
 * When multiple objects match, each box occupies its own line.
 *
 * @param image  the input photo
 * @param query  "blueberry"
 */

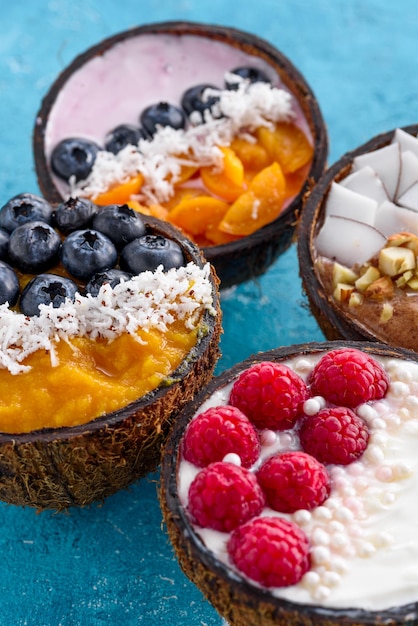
xmin=85 ymin=269 xmax=132 ymax=297
xmin=0 ymin=261 xmax=19 ymax=306
xmin=91 ymin=204 xmax=146 ymax=248
xmin=225 ymin=66 xmax=271 ymax=90
xmin=0 ymin=229 xmax=10 ymax=260
xmin=181 ymin=84 xmax=221 ymax=120
xmin=140 ymin=102 xmax=186 ymax=136
xmin=0 ymin=193 xmax=54 ymax=233
xmin=20 ymin=274 xmax=79 ymax=316
xmin=8 ymin=221 xmax=61 ymax=273
xmin=53 ymin=196 xmax=98 ymax=234
xmin=120 ymin=234 xmax=185 ymax=274
xmin=50 ymin=137 xmax=101 ymax=182
xmin=104 ymin=124 xmax=148 ymax=154
xmin=61 ymin=229 xmax=118 ymax=281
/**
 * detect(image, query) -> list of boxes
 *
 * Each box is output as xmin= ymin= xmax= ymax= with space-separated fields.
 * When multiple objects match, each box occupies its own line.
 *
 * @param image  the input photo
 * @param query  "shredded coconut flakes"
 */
xmin=0 ymin=262 xmax=215 ymax=375
xmin=70 ymin=79 xmax=295 ymax=204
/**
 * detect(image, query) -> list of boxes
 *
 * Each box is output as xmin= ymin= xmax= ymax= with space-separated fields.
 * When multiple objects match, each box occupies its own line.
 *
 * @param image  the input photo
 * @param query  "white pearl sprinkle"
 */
xmin=312 ymin=585 xmax=331 ymax=601
xmin=301 ymin=570 xmax=320 ymax=589
xmin=312 ymin=506 xmax=333 ymax=521
xmin=303 ymin=396 xmax=326 ymax=415
xmin=388 ymin=381 xmax=409 ymax=397
xmin=260 ymin=429 xmax=277 ymax=446
xmin=293 ymin=509 xmax=312 ymax=525
xmin=311 ymin=546 xmax=331 ymax=565
xmin=364 ymin=444 xmax=385 ymax=464
xmin=312 ymin=528 xmax=331 ymax=546
xmin=357 ymin=404 xmax=378 ymax=422
xmin=222 ymin=453 xmax=241 ymax=466
xmin=321 ymin=571 xmax=341 ymax=588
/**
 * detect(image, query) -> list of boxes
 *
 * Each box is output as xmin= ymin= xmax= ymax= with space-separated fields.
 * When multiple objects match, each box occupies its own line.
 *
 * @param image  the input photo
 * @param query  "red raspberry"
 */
xmin=229 ymin=361 xmax=309 ymax=430
xmin=228 ymin=516 xmax=310 ymax=588
xmin=299 ymin=406 xmax=369 ymax=465
xmin=182 ymin=405 xmax=260 ymax=469
xmin=309 ymin=348 xmax=389 ymax=408
xmin=188 ymin=462 xmax=265 ymax=532
xmin=257 ymin=451 xmax=330 ymax=513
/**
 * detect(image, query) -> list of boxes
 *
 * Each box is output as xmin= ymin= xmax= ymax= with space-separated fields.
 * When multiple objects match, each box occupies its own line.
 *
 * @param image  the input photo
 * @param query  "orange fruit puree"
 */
xmin=0 ymin=321 xmax=197 ymax=434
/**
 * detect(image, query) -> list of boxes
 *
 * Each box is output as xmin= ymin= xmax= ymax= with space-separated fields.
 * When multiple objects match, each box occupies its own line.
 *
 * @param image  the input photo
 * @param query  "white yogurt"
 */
xmin=178 ymin=354 xmax=418 ymax=612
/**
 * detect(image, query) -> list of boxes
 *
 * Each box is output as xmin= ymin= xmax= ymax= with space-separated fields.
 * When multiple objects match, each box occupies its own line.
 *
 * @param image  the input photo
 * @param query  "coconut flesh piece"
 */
xmin=317 ymin=130 xmax=418 ymax=271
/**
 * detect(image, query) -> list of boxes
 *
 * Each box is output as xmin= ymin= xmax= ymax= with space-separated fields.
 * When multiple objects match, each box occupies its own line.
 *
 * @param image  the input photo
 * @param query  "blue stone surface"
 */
xmin=0 ymin=1 xmax=417 ymax=624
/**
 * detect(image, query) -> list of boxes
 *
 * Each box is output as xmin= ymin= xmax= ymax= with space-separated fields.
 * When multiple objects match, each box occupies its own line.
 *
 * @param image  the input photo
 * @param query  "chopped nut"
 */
xmin=396 ymin=271 xmax=414 ymax=287
xmin=348 ymin=292 xmax=364 ymax=307
xmin=380 ymin=302 xmax=394 ymax=322
xmin=332 ymin=263 xmax=358 ymax=287
xmin=355 ymin=266 xmax=381 ymax=292
xmin=407 ymin=277 xmax=418 ymax=291
xmin=364 ymin=276 xmax=395 ymax=300
xmin=387 ymin=232 xmax=418 ymax=256
xmin=333 ymin=282 xmax=356 ymax=303
xmin=378 ymin=246 xmax=416 ymax=277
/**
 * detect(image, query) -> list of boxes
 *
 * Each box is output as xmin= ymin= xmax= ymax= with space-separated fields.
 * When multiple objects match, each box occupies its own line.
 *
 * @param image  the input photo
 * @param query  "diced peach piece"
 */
xmin=164 ymin=187 xmax=203 ymax=210
xmin=230 ymin=137 xmax=271 ymax=173
xmin=126 ymin=199 xmax=151 ymax=215
xmin=218 ymin=162 xmax=287 ymax=236
xmin=284 ymin=163 xmax=310 ymax=198
xmin=204 ymin=224 xmax=242 ymax=245
xmin=256 ymin=123 xmax=313 ymax=173
xmin=148 ymin=204 xmax=169 ymax=220
xmin=167 ymin=195 xmax=230 ymax=236
xmin=200 ymin=147 xmax=245 ymax=202
xmin=92 ymin=173 xmax=144 ymax=205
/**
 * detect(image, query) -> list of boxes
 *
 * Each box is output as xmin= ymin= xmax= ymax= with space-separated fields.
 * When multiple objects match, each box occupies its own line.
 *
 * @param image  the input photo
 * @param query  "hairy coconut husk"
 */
xmin=0 ymin=217 xmax=222 ymax=511
xmin=297 ymin=124 xmax=418 ymax=347
xmin=33 ymin=20 xmax=328 ymax=289
xmin=160 ymin=340 xmax=418 ymax=626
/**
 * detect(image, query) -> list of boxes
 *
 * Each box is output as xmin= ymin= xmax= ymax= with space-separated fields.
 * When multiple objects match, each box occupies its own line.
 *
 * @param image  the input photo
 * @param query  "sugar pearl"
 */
xmin=222 ymin=453 xmax=241 ymax=466
xmin=303 ymin=396 xmax=326 ymax=415
xmin=311 ymin=546 xmax=331 ymax=565
xmin=260 ymin=429 xmax=277 ymax=446
xmin=293 ymin=509 xmax=312 ymax=525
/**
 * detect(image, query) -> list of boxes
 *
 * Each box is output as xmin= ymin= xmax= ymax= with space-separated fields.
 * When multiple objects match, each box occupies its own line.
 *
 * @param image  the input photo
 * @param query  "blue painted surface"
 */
xmin=0 ymin=1 xmax=418 ymax=624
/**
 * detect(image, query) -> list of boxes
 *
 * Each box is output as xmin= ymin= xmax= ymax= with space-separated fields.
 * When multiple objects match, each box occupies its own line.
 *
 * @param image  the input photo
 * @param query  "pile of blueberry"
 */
xmin=0 ymin=192 xmax=186 ymax=316
xmin=50 ymin=66 xmax=271 ymax=184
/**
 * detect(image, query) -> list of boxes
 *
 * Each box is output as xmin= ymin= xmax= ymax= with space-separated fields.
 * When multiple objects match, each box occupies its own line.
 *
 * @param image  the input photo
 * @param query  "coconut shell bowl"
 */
xmin=0 ymin=197 xmax=221 ymax=512
xmin=160 ymin=340 xmax=418 ymax=626
xmin=298 ymin=124 xmax=418 ymax=353
xmin=33 ymin=20 xmax=328 ymax=289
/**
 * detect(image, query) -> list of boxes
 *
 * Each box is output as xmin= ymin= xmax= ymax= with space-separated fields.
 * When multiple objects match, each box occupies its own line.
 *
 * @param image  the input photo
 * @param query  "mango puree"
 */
xmin=0 ymin=321 xmax=198 ymax=434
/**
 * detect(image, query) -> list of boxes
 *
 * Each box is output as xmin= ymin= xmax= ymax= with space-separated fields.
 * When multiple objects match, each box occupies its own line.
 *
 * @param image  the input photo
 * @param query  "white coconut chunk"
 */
xmin=324 ymin=181 xmax=378 ymax=225
xmin=396 ymin=150 xmax=418 ymax=200
xmin=352 ymin=142 xmax=401 ymax=201
xmin=316 ymin=215 xmax=387 ymax=267
xmin=340 ymin=165 xmax=388 ymax=205
xmin=391 ymin=128 xmax=418 ymax=158
xmin=374 ymin=200 xmax=418 ymax=237
xmin=398 ymin=182 xmax=418 ymax=212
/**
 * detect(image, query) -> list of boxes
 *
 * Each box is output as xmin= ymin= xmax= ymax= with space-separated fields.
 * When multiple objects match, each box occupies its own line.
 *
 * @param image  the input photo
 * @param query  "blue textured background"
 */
xmin=1 ymin=1 xmax=418 ymax=624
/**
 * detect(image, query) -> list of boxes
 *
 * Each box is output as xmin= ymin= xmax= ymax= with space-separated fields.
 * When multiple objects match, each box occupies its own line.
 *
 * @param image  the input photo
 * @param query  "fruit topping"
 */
xmin=229 ymin=361 xmax=309 ymax=430
xmin=299 ymin=406 xmax=370 ymax=465
xmin=227 ymin=516 xmax=310 ymax=588
xmin=256 ymin=451 xmax=331 ymax=513
xmin=308 ymin=348 xmax=389 ymax=407
xmin=8 ymin=221 xmax=61 ymax=273
xmin=120 ymin=234 xmax=184 ymax=274
xmin=181 ymin=83 xmax=221 ymax=120
xmin=20 ymin=273 xmax=79 ymax=316
xmin=104 ymin=123 xmax=147 ymax=154
xmin=140 ymin=102 xmax=186 ymax=136
xmin=91 ymin=203 xmax=146 ymax=248
xmin=84 ymin=268 xmax=132 ymax=297
xmin=60 ymin=229 xmax=118 ymax=281
xmin=0 ymin=192 xmax=53 ymax=232
xmin=0 ymin=261 xmax=19 ymax=306
xmin=50 ymin=137 xmax=101 ymax=182
xmin=182 ymin=405 xmax=261 ymax=469
xmin=225 ymin=66 xmax=271 ymax=90
xmin=53 ymin=196 xmax=98 ymax=234
xmin=187 ymin=461 xmax=265 ymax=532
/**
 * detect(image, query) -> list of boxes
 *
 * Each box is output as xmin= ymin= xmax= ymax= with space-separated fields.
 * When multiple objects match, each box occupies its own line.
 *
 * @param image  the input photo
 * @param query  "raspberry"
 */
xmin=257 ymin=451 xmax=330 ymax=513
xmin=227 ymin=516 xmax=310 ymax=588
xmin=187 ymin=462 xmax=265 ymax=532
xmin=229 ymin=361 xmax=309 ymax=430
xmin=182 ymin=405 xmax=260 ymax=469
xmin=309 ymin=348 xmax=389 ymax=408
xmin=299 ymin=406 xmax=369 ymax=465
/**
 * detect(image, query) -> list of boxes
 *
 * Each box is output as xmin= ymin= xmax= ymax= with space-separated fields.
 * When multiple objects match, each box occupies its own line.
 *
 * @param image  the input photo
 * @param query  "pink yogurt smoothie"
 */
xmin=43 ymin=33 xmax=310 ymax=198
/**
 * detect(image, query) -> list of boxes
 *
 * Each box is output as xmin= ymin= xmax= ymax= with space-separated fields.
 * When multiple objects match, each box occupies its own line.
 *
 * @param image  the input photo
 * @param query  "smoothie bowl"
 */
xmin=160 ymin=341 xmax=418 ymax=625
xmin=0 ymin=191 xmax=221 ymax=511
xmin=298 ymin=124 xmax=418 ymax=352
xmin=33 ymin=21 xmax=328 ymax=289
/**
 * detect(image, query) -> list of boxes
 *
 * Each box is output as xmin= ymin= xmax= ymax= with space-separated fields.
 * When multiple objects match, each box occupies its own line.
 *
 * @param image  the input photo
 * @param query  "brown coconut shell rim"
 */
xmin=33 ymin=20 xmax=328 ymax=270
xmin=161 ymin=340 xmax=418 ymax=625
